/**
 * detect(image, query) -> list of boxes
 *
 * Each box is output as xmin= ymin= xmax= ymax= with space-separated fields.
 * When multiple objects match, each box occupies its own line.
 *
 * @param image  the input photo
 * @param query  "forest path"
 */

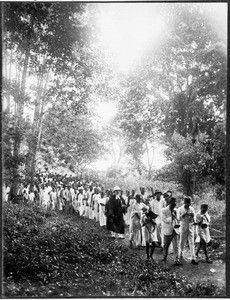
xmin=53 ymin=213 xmax=226 ymax=295
xmin=120 ymin=226 xmax=226 ymax=293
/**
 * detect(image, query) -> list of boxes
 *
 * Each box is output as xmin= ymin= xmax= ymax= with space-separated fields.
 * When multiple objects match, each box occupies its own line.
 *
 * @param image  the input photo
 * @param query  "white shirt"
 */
xmin=161 ymin=206 xmax=179 ymax=235
xmin=177 ymin=205 xmax=196 ymax=233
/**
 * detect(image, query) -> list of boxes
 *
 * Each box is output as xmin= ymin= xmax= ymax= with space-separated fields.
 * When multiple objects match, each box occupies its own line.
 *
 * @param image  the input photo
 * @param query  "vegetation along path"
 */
xmin=4 ymin=204 xmax=225 ymax=298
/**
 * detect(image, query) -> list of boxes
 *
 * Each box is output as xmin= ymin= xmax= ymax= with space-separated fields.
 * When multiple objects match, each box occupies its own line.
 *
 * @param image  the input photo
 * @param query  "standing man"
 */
xmin=195 ymin=204 xmax=212 ymax=263
xmin=161 ymin=197 xmax=181 ymax=265
xmin=150 ymin=189 xmax=162 ymax=247
xmin=106 ymin=186 xmax=127 ymax=239
xmin=178 ymin=197 xmax=198 ymax=264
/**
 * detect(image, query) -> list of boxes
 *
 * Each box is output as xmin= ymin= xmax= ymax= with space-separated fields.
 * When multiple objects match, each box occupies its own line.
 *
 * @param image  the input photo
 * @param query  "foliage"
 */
xmin=3 ymin=202 xmax=224 ymax=297
xmin=159 ymin=131 xmax=225 ymax=195
xmin=41 ymin=109 xmax=105 ymax=173
xmin=117 ymin=3 xmax=226 ymax=181
xmin=2 ymin=110 xmax=31 ymax=183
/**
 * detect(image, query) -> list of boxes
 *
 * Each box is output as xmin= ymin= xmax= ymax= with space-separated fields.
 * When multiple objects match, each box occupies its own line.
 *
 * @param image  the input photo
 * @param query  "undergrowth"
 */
xmin=3 ymin=202 xmax=225 ymax=297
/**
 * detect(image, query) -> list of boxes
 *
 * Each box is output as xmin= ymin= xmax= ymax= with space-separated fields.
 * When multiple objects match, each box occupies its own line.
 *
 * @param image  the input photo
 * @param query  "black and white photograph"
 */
xmin=2 ymin=1 xmax=227 ymax=297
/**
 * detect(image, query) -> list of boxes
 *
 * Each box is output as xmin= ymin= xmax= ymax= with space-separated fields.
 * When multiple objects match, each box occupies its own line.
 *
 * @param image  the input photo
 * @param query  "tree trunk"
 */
xmin=29 ymin=68 xmax=50 ymax=186
xmin=11 ymin=47 xmax=30 ymax=201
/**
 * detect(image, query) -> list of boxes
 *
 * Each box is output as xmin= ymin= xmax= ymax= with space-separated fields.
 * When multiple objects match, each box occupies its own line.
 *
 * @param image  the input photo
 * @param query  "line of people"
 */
xmin=127 ymin=189 xmax=212 ymax=265
xmin=3 ymin=170 xmax=212 ymax=265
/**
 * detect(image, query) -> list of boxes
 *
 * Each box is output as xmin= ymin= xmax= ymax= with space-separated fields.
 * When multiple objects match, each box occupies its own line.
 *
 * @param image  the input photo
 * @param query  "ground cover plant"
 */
xmin=3 ymin=202 xmax=225 ymax=297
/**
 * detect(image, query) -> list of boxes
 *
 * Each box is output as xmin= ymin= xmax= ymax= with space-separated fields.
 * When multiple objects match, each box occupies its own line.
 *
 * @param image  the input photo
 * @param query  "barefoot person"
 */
xmin=161 ymin=197 xmax=181 ymax=265
xmin=129 ymin=194 xmax=142 ymax=248
xmin=141 ymin=206 xmax=158 ymax=260
xmin=178 ymin=196 xmax=198 ymax=264
xmin=195 ymin=204 xmax=212 ymax=263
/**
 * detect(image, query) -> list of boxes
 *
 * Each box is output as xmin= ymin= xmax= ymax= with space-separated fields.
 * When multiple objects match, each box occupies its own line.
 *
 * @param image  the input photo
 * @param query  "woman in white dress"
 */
xmin=88 ymin=186 xmax=94 ymax=220
xmin=78 ymin=187 xmax=84 ymax=216
xmin=98 ymin=192 xmax=107 ymax=227
xmin=129 ymin=194 xmax=142 ymax=248
xmin=93 ymin=188 xmax=100 ymax=222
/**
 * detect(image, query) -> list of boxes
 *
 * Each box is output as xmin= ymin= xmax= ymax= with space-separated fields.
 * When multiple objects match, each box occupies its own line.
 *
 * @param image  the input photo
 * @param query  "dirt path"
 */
xmin=61 ymin=214 xmax=225 ymax=294
xmin=121 ymin=228 xmax=226 ymax=293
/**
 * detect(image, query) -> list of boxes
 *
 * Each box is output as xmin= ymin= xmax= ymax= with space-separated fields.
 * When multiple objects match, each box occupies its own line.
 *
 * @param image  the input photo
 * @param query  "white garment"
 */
xmin=150 ymin=198 xmax=160 ymax=224
xmin=161 ymin=206 xmax=179 ymax=236
xmin=43 ymin=187 xmax=51 ymax=208
xmin=93 ymin=194 xmax=100 ymax=222
xmin=78 ymin=193 xmax=84 ymax=216
xmin=98 ymin=197 xmax=107 ymax=226
xmin=129 ymin=202 xmax=142 ymax=246
xmin=28 ymin=192 xmax=35 ymax=203
xmin=178 ymin=205 xmax=196 ymax=259
xmin=195 ymin=210 xmax=211 ymax=243
xmin=50 ymin=191 xmax=57 ymax=210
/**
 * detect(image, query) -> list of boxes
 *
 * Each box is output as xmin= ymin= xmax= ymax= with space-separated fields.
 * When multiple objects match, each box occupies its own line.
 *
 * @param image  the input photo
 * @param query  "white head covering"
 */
xmin=113 ymin=186 xmax=121 ymax=192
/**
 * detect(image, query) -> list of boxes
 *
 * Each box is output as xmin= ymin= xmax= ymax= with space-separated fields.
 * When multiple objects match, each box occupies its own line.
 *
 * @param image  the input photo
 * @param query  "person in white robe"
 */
xmin=195 ymin=204 xmax=212 ymax=263
xmin=98 ymin=192 xmax=107 ymax=227
xmin=43 ymin=183 xmax=52 ymax=209
xmin=129 ymin=194 xmax=142 ymax=248
xmin=125 ymin=190 xmax=136 ymax=226
xmin=88 ymin=186 xmax=94 ymax=220
xmin=50 ymin=186 xmax=57 ymax=210
xmin=83 ymin=185 xmax=90 ymax=218
xmin=93 ymin=188 xmax=100 ymax=222
xmin=78 ymin=187 xmax=84 ymax=216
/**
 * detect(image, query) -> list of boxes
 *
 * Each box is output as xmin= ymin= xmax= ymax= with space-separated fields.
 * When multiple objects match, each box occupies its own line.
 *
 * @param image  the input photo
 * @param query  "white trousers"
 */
xmin=179 ymin=230 xmax=195 ymax=260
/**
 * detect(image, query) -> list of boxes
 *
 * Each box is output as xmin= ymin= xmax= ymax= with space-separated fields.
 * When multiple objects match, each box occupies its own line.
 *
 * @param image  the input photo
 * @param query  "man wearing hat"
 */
xmin=178 ymin=196 xmax=198 ymax=264
xmin=195 ymin=204 xmax=212 ymax=263
xmin=106 ymin=186 xmax=127 ymax=238
xmin=161 ymin=197 xmax=181 ymax=265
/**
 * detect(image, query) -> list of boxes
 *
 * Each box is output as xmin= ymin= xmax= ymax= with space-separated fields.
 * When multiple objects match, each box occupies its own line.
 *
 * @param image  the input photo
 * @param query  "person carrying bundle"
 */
xmin=140 ymin=206 xmax=158 ymax=260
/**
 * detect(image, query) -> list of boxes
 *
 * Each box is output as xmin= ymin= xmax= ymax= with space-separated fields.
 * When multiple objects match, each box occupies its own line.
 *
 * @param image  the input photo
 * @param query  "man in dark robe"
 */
xmin=106 ymin=186 xmax=127 ymax=238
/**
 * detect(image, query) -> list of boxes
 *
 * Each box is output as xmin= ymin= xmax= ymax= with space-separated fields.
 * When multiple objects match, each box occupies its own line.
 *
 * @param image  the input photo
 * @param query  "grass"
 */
xmin=3 ymin=202 xmax=226 ymax=297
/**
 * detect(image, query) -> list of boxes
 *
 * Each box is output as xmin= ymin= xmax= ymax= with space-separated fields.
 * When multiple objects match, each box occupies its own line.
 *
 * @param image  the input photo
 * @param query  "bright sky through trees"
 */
xmin=97 ymin=3 xmax=165 ymax=73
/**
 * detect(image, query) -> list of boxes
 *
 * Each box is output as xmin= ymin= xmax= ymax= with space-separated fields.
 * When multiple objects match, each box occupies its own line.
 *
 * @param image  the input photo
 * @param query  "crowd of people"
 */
xmin=3 ymin=169 xmax=213 ymax=266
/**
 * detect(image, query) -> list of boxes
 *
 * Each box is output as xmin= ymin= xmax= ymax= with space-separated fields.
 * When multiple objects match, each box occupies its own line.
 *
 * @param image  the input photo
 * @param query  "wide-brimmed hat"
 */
xmin=113 ymin=186 xmax=121 ymax=192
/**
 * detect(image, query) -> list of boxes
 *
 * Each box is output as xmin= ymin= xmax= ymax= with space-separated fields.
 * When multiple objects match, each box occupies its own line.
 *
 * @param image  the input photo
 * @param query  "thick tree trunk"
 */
xmin=29 ymin=68 xmax=50 ymax=186
xmin=11 ymin=47 xmax=30 ymax=201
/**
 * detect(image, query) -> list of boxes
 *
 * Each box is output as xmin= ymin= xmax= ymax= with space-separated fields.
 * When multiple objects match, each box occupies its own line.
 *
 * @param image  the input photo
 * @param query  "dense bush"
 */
xmin=3 ymin=202 xmax=224 ymax=297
